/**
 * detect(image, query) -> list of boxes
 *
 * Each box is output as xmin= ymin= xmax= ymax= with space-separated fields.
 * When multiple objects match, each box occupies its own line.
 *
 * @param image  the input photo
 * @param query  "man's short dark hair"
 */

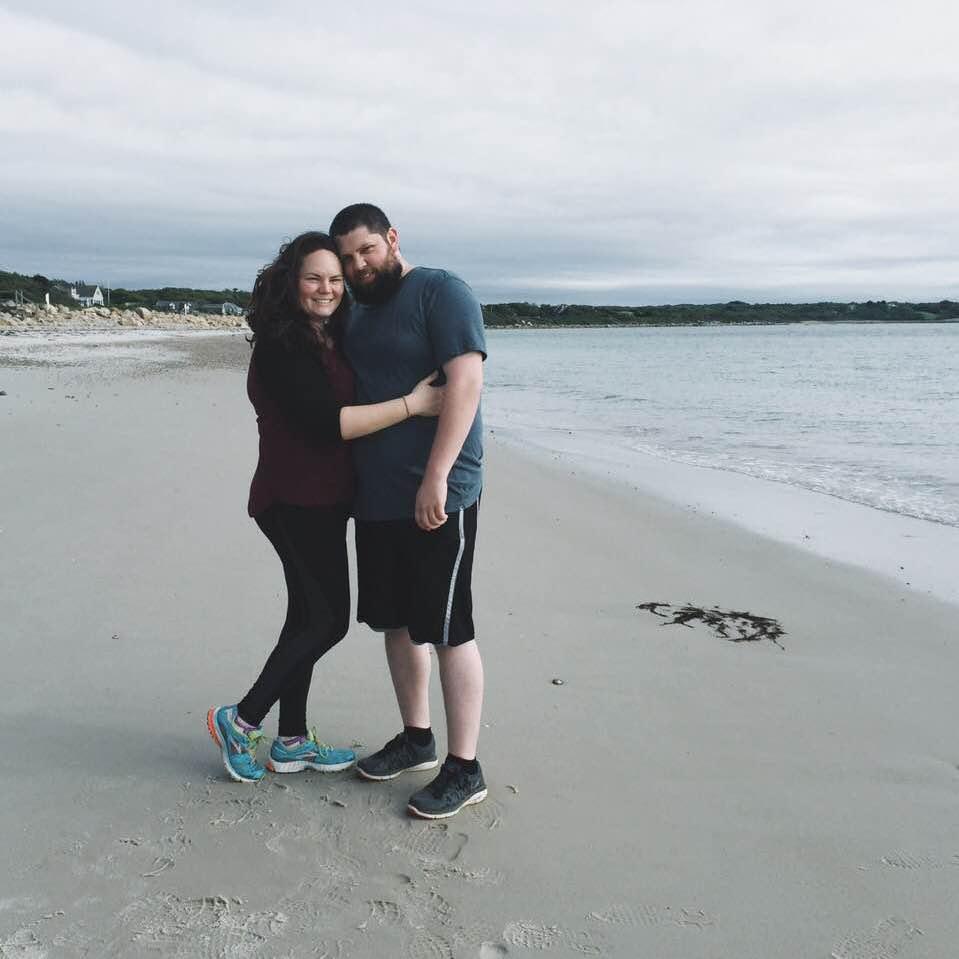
xmin=329 ymin=203 xmax=392 ymax=241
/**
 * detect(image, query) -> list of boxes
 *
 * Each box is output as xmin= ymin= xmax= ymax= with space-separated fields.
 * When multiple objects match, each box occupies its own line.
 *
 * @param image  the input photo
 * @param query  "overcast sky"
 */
xmin=1 ymin=0 xmax=957 ymax=304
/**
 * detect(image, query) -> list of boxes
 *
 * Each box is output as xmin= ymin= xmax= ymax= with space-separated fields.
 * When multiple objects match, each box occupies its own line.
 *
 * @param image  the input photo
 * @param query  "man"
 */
xmin=330 ymin=203 xmax=487 ymax=819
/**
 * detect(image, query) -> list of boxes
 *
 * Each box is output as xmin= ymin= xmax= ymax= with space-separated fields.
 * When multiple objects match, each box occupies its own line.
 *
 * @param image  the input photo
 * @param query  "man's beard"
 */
xmin=350 ymin=258 xmax=404 ymax=306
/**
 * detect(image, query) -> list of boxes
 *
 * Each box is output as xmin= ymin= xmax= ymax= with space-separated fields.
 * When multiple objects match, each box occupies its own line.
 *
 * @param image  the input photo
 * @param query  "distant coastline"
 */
xmin=2 ymin=266 xmax=957 ymax=331
xmin=480 ymin=299 xmax=959 ymax=328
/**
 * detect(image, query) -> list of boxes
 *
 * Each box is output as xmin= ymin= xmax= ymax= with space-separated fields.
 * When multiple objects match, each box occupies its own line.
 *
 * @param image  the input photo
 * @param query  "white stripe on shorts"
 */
xmin=442 ymin=508 xmax=466 ymax=646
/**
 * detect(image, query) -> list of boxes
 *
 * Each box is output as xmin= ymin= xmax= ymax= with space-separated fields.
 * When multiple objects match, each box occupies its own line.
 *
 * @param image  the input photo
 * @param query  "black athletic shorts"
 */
xmin=354 ymin=500 xmax=478 ymax=647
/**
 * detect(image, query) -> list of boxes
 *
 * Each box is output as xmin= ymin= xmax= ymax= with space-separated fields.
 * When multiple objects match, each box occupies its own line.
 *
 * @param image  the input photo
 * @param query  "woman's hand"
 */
xmin=406 ymin=372 xmax=444 ymax=417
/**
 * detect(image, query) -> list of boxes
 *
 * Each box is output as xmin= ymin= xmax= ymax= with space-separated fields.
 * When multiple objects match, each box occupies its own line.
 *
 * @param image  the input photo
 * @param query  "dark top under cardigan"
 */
xmin=246 ymin=336 xmax=355 ymax=517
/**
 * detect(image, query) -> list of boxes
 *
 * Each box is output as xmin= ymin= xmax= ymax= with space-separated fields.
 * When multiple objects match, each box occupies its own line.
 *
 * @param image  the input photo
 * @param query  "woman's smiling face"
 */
xmin=297 ymin=249 xmax=345 ymax=321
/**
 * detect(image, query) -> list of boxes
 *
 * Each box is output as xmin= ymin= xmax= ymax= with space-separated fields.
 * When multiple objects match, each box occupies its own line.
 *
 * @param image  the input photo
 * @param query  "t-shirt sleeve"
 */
xmin=424 ymin=273 xmax=487 ymax=369
xmin=253 ymin=339 xmax=344 ymax=446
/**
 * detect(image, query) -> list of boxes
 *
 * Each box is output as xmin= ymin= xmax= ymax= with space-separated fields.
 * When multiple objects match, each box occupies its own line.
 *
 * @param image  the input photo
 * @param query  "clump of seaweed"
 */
xmin=636 ymin=602 xmax=786 ymax=650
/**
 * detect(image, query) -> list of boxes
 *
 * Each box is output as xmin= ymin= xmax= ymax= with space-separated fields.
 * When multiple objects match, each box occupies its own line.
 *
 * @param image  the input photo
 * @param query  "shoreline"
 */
xmin=488 ymin=424 xmax=959 ymax=609
xmin=4 ymin=306 xmax=959 ymax=336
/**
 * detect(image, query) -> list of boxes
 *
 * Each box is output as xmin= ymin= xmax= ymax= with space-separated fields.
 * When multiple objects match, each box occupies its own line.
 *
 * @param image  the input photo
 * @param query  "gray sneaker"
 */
xmin=356 ymin=731 xmax=438 ymax=781
xmin=407 ymin=759 xmax=487 ymax=819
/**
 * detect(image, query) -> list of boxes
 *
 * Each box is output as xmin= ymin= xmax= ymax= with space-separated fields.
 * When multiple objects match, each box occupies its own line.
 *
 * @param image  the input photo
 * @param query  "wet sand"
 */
xmin=1 ymin=333 xmax=957 ymax=958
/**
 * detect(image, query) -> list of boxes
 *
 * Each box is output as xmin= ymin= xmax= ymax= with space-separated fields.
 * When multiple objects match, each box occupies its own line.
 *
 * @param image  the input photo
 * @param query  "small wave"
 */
xmin=624 ymin=441 xmax=959 ymax=528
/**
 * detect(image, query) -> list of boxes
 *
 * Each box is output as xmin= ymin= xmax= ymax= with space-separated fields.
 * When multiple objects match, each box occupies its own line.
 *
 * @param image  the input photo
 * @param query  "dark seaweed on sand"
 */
xmin=637 ymin=602 xmax=786 ymax=650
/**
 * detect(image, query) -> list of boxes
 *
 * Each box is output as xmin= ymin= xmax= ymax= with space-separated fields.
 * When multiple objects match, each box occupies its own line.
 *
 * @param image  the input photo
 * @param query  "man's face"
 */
xmin=335 ymin=225 xmax=403 ymax=305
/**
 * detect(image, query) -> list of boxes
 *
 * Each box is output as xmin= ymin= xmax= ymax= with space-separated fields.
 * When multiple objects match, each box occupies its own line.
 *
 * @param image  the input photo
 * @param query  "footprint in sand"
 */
xmin=312 ymin=816 xmax=353 ymax=853
xmin=587 ymin=902 xmax=716 ymax=930
xmin=68 ymin=821 xmax=182 ymax=883
xmin=362 ymin=787 xmax=399 ymax=818
xmin=880 ymin=852 xmax=959 ymax=870
xmin=287 ymin=857 xmax=362 ymax=913
xmin=0 ymin=927 xmax=47 ymax=959
xmin=315 ymin=935 xmax=355 ymax=959
xmin=114 ymin=893 xmax=273 ymax=957
xmin=0 ymin=907 xmax=74 ymax=959
xmin=264 ymin=823 xmax=298 ymax=855
xmin=830 ymin=917 xmax=922 ymax=959
xmin=269 ymin=885 xmax=359 ymax=941
xmin=468 ymin=796 xmax=507 ymax=831
xmin=404 ymin=886 xmax=454 ymax=927
xmin=565 ymin=931 xmax=607 ymax=955
xmin=362 ymin=898 xmax=407 ymax=928
xmin=478 ymin=945 xmax=509 ymax=958
xmin=501 ymin=920 xmax=607 ymax=954
xmin=422 ymin=862 xmax=505 ymax=886
xmin=502 ymin=921 xmax=565 ymax=951
xmin=386 ymin=823 xmax=469 ymax=863
xmin=408 ymin=930 xmax=455 ymax=959
xmin=261 ymin=817 xmax=342 ymax=859
xmin=453 ymin=920 xmax=505 ymax=951
xmin=206 ymin=795 xmax=264 ymax=829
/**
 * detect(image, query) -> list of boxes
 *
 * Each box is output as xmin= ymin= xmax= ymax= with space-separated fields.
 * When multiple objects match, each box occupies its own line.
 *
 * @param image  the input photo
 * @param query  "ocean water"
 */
xmin=483 ymin=323 xmax=959 ymax=528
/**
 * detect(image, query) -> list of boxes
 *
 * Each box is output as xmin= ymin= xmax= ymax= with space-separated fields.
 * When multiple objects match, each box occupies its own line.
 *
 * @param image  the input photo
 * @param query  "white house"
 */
xmin=70 ymin=283 xmax=104 ymax=307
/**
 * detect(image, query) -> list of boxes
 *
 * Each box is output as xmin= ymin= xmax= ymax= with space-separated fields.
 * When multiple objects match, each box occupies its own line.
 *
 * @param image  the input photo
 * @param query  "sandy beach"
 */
xmin=1 ymin=333 xmax=957 ymax=958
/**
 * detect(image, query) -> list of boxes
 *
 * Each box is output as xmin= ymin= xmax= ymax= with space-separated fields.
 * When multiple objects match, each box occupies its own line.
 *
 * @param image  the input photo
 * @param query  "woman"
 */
xmin=207 ymin=231 xmax=442 ymax=783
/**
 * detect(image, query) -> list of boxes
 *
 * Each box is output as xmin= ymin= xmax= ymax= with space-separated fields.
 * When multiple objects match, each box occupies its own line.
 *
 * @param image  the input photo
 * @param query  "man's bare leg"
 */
xmin=384 ymin=628 xmax=432 ymax=729
xmin=436 ymin=640 xmax=484 ymax=760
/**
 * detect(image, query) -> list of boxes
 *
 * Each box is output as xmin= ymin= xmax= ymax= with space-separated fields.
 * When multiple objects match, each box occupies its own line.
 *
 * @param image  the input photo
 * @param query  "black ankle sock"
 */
xmin=404 ymin=725 xmax=433 ymax=747
xmin=446 ymin=753 xmax=479 ymax=774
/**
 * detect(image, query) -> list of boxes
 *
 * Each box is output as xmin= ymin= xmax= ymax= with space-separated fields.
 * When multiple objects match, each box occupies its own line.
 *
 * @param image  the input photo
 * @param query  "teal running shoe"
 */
xmin=267 ymin=729 xmax=356 ymax=774
xmin=206 ymin=705 xmax=265 ymax=783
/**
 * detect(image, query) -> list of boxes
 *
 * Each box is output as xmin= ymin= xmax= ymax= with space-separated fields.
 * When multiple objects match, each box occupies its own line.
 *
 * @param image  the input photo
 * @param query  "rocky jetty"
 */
xmin=0 ymin=303 xmax=247 ymax=333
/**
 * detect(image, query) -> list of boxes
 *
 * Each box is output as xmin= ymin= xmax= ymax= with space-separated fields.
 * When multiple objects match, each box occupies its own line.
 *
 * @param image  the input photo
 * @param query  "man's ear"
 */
xmin=386 ymin=226 xmax=400 ymax=252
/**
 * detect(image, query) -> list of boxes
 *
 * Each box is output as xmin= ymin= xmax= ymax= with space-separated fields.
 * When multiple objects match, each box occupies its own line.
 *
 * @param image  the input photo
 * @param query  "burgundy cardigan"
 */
xmin=247 ymin=338 xmax=355 ymax=517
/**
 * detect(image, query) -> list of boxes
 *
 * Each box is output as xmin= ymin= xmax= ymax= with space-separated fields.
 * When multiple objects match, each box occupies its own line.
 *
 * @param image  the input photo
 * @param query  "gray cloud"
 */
xmin=1 ymin=0 xmax=957 ymax=303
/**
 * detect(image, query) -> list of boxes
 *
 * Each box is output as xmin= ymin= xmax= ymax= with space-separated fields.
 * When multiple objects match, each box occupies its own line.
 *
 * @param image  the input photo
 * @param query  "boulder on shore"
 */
xmin=1 ymin=304 xmax=245 ymax=332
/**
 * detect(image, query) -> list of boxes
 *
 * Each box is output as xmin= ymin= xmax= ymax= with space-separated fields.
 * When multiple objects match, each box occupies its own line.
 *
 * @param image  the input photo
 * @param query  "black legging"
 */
xmin=237 ymin=503 xmax=350 ymax=736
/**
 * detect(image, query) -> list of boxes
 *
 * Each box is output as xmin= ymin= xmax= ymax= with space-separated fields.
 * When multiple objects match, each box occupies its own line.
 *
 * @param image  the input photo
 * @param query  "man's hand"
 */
xmin=415 ymin=472 xmax=448 ymax=531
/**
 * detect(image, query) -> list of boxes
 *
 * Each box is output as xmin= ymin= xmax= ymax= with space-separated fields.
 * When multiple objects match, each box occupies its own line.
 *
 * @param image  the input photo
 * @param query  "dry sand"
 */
xmin=1 ymin=333 xmax=957 ymax=958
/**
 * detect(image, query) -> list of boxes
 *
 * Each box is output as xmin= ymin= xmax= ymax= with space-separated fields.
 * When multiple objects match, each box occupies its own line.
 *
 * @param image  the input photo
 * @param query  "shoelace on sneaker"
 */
xmin=307 ymin=728 xmax=336 ymax=758
xmin=233 ymin=728 xmax=263 ymax=756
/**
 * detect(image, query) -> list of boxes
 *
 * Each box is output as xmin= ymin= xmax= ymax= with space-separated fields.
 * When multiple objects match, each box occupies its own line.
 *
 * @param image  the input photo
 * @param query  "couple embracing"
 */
xmin=207 ymin=203 xmax=488 ymax=820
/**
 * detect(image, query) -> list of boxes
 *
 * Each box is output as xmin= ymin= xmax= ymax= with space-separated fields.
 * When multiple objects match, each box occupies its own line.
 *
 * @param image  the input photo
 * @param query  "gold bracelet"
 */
xmin=402 ymin=395 xmax=411 ymax=419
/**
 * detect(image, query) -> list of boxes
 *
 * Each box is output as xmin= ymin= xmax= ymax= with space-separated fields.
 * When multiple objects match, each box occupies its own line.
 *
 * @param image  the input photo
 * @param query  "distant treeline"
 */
xmin=3 ymin=268 xmax=957 ymax=325
xmin=109 ymin=286 xmax=250 ymax=308
xmin=0 ymin=270 xmax=76 ymax=306
xmin=0 ymin=270 xmax=249 ymax=309
xmin=482 ymin=299 xmax=959 ymax=327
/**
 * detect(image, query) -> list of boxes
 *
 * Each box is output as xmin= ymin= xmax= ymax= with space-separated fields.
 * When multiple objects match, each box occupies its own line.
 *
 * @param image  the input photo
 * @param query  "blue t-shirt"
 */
xmin=343 ymin=267 xmax=487 ymax=521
